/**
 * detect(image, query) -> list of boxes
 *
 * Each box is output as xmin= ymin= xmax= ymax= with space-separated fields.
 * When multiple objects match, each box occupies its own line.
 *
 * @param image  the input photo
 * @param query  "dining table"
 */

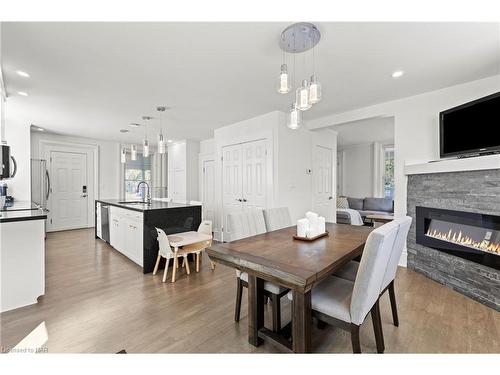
xmin=206 ymin=222 xmax=373 ymax=353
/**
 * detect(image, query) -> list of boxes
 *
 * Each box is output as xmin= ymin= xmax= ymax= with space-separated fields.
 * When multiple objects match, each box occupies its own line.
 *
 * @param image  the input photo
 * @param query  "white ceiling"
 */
xmin=335 ymin=116 xmax=394 ymax=146
xmin=2 ymin=22 xmax=499 ymax=143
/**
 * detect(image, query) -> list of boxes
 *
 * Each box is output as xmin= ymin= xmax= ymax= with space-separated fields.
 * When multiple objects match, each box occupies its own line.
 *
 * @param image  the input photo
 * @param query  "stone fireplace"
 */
xmin=406 ymin=166 xmax=500 ymax=311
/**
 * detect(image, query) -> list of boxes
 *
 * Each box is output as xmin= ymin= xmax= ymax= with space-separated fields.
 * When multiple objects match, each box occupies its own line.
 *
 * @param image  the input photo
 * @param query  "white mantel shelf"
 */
xmin=404 ymin=154 xmax=500 ymax=175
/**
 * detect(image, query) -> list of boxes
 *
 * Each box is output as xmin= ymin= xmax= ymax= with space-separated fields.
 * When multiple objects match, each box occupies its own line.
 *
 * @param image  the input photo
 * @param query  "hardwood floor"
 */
xmin=1 ymin=228 xmax=499 ymax=353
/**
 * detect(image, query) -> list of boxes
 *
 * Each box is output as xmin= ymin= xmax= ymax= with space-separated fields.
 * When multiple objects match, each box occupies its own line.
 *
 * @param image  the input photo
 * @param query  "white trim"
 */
xmin=404 ymin=153 xmax=500 ymax=175
xmin=39 ymin=139 xmax=99 ymax=231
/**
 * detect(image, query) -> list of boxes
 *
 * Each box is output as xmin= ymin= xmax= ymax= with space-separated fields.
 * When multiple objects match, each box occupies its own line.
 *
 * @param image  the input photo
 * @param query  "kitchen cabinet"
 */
xmin=167 ymin=140 xmax=199 ymax=202
xmin=109 ymin=206 xmax=143 ymax=267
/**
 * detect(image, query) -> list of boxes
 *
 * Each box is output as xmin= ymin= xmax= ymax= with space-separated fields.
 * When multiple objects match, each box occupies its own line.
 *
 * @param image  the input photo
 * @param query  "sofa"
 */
xmin=337 ymin=196 xmax=394 ymax=225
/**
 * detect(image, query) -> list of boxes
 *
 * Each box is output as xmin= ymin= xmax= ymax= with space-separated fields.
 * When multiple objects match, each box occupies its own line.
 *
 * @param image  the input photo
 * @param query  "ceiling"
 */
xmin=2 ymin=22 xmax=499 ymax=143
xmin=335 ymin=116 xmax=394 ymax=146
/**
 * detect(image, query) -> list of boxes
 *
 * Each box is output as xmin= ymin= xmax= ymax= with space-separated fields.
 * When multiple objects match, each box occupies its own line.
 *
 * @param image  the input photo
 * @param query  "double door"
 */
xmin=222 ymin=139 xmax=268 ymax=241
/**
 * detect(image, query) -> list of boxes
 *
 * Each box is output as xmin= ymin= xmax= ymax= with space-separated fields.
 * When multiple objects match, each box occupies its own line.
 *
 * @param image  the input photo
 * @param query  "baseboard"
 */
xmin=398 ymin=249 xmax=408 ymax=267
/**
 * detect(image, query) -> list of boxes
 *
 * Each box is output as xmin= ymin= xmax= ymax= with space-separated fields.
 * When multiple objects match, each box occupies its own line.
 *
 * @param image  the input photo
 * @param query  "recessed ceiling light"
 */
xmin=16 ymin=70 xmax=30 ymax=78
xmin=119 ymin=129 xmax=130 ymax=133
xmin=392 ymin=70 xmax=404 ymax=79
xmin=17 ymin=91 xmax=28 ymax=96
xmin=129 ymin=123 xmax=140 ymax=128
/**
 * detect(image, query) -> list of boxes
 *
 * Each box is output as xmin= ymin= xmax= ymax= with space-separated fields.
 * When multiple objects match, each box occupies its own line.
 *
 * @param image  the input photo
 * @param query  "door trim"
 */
xmin=40 ymin=140 xmax=99 ymax=231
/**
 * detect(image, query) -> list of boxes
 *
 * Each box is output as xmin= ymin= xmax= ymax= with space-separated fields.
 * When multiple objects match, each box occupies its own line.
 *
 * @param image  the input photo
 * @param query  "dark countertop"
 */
xmin=96 ymin=199 xmax=199 ymax=212
xmin=0 ymin=208 xmax=47 ymax=223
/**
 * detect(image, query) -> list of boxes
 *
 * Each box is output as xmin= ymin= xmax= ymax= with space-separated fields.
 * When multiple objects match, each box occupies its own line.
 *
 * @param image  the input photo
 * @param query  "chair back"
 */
xmin=381 ymin=216 xmax=412 ymax=291
xmin=155 ymin=227 xmax=174 ymax=258
xmin=227 ymin=210 xmax=267 ymax=241
xmin=350 ymin=221 xmax=399 ymax=325
xmin=198 ymin=220 xmax=212 ymax=235
xmin=263 ymin=207 xmax=292 ymax=231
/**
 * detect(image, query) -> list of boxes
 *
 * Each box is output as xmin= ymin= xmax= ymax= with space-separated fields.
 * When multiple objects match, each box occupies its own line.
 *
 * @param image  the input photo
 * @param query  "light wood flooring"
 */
xmin=1 ymin=228 xmax=499 ymax=353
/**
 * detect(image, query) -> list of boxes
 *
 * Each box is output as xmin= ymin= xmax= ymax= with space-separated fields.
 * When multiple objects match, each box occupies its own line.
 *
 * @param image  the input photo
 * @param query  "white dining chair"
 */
xmin=228 ymin=210 xmax=289 ymax=333
xmin=288 ymin=220 xmax=399 ymax=353
xmin=334 ymin=216 xmax=412 ymax=326
xmin=154 ymin=227 xmax=192 ymax=282
xmin=263 ymin=207 xmax=292 ymax=232
xmin=180 ymin=220 xmax=214 ymax=272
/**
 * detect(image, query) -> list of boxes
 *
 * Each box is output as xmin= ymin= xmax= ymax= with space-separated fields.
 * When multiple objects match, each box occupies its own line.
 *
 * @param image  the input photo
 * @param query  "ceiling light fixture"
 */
xmin=17 ymin=91 xmax=28 ymax=96
xmin=120 ymin=147 xmax=126 ymax=164
xmin=156 ymin=106 xmax=167 ymax=154
xmin=131 ymin=144 xmax=137 ymax=161
xmin=16 ymin=70 xmax=30 ymax=78
xmin=129 ymin=123 xmax=140 ymax=128
xmin=392 ymin=70 xmax=404 ymax=78
xmin=287 ymin=103 xmax=302 ymax=130
xmin=142 ymin=116 xmax=152 ymax=158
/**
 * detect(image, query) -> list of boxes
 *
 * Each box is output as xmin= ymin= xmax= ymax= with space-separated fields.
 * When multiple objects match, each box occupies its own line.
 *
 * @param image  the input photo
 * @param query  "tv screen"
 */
xmin=440 ymin=91 xmax=500 ymax=158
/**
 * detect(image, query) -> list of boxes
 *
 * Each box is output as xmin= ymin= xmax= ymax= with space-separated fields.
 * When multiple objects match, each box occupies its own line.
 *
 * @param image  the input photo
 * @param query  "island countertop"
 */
xmin=95 ymin=198 xmax=199 ymax=212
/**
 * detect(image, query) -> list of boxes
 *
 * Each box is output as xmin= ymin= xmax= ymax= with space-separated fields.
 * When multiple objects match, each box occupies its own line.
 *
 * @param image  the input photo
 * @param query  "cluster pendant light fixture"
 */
xmin=276 ymin=22 xmax=322 ymax=129
xmin=156 ymin=106 xmax=167 ymax=154
xmin=142 ymin=116 xmax=153 ymax=158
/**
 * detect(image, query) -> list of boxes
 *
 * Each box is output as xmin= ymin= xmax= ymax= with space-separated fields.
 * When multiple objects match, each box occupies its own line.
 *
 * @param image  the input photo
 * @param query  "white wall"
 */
xmin=308 ymin=74 xmax=500 ymax=265
xmin=31 ymin=132 xmax=121 ymax=199
xmin=340 ymin=143 xmax=374 ymax=198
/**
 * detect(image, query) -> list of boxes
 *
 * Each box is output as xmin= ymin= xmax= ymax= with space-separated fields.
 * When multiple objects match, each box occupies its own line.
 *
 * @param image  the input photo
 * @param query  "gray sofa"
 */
xmin=337 ymin=197 xmax=394 ymax=225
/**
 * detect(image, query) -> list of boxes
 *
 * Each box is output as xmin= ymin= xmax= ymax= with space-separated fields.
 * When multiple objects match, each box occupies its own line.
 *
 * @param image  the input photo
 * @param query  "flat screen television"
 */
xmin=440 ymin=91 xmax=500 ymax=158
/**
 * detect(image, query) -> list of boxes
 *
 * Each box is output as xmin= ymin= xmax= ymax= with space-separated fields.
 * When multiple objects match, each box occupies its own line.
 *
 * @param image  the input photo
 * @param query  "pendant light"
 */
xmin=296 ymin=79 xmax=311 ymax=111
xmin=308 ymin=32 xmax=322 ymax=104
xmin=287 ymin=103 xmax=302 ymax=129
xmin=277 ymin=45 xmax=290 ymax=94
xmin=131 ymin=144 xmax=137 ymax=161
xmin=156 ymin=106 xmax=167 ymax=154
xmin=120 ymin=147 xmax=126 ymax=163
xmin=142 ymin=116 xmax=152 ymax=158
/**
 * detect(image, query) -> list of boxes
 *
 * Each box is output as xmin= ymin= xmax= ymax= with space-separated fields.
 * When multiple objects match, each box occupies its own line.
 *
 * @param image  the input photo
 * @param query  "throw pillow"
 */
xmin=336 ymin=197 xmax=349 ymax=209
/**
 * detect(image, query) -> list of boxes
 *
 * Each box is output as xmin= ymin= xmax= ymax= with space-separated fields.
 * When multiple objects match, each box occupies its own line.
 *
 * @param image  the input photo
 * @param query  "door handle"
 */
xmin=328 ymin=196 xmax=333 ymax=200
xmin=45 ymin=169 xmax=51 ymax=200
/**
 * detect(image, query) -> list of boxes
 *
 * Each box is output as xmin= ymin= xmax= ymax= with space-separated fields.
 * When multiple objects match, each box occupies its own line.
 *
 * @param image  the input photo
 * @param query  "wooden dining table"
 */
xmin=206 ymin=223 xmax=373 ymax=353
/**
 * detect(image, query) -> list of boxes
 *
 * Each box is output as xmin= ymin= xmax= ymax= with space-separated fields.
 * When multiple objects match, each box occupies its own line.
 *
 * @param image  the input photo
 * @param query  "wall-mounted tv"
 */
xmin=440 ymin=91 xmax=500 ymax=158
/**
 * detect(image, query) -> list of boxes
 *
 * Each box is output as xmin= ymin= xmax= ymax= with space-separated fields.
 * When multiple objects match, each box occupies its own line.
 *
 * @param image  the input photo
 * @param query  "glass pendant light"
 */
xmin=142 ymin=116 xmax=151 ymax=158
xmin=309 ymin=74 xmax=322 ymax=104
xmin=277 ymin=63 xmax=290 ymax=94
xmin=287 ymin=103 xmax=302 ymax=129
xmin=295 ymin=79 xmax=311 ymax=111
xmin=131 ymin=144 xmax=137 ymax=161
xmin=156 ymin=106 xmax=166 ymax=154
xmin=120 ymin=147 xmax=126 ymax=163
xmin=143 ymin=139 xmax=149 ymax=158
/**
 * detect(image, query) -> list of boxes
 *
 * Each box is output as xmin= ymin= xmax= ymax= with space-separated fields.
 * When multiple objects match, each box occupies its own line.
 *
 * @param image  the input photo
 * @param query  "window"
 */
xmin=383 ymin=146 xmax=395 ymax=199
xmin=124 ymin=153 xmax=152 ymax=200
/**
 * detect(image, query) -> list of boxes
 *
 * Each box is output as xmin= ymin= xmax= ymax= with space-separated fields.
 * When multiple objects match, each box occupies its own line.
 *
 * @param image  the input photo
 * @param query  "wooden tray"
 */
xmin=293 ymin=231 xmax=329 ymax=241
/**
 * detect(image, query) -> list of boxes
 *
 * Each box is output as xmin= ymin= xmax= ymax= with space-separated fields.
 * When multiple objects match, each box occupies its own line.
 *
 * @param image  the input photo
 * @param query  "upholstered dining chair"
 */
xmin=153 ymin=227 xmax=193 ymax=282
xmin=228 ymin=210 xmax=289 ymax=333
xmin=288 ymin=220 xmax=399 ymax=353
xmin=263 ymin=207 xmax=292 ymax=232
xmin=180 ymin=220 xmax=215 ymax=272
xmin=334 ymin=216 xmax=412 ymax=327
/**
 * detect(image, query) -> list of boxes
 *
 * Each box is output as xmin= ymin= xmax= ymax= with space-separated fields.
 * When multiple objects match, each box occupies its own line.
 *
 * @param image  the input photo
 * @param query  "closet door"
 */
xmin=222 ymin=144 xmax=243 ymax=241
xmin=241 ymin=139 xmax=267 ymax=212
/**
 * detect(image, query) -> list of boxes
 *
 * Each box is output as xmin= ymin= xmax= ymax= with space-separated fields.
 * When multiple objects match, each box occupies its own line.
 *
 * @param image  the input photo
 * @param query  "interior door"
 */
xmin=202 ymin=159 xmax=216 ymax=225
xmin=313 ymin=145 xmax=334 ymax=221
xmin=222 ymin=144 xmax=244 ymax=241
xmin=49 ymin=151 xmax=88 ymax=231
xmin=241 ymin=139 xmax=267 ymax=211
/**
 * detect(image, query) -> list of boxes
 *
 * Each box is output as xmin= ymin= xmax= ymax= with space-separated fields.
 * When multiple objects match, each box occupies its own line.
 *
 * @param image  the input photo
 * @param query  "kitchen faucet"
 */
xmin=136 ymin=181 xmax=151 ymax=204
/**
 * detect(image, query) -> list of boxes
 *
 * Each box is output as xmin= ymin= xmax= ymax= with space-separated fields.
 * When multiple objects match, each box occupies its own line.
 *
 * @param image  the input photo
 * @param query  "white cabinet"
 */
xmin=109 ymin=206 xmax=143 ymax=267
xmin=168 ymin=140 xmax=199 ymax=202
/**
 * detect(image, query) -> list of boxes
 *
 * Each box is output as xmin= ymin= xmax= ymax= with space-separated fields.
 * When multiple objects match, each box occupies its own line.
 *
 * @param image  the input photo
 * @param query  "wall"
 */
xmin=308 ymin=75 xmax=500 ymax=265
xmin=339 ymin=143 xmax=374 ymax=198
xmin=31 ymin=132 xmax=121 ymax=199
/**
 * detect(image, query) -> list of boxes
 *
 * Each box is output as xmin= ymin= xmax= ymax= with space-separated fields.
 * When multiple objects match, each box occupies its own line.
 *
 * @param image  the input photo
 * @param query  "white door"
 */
xmin=313 ymin=145 xmax=334 ymax=221
xmin=49 ymin=151 xmax=88 ymax=231
xmin=202 ymin=159 xmax=216 ymax=225
xmin=241 ymin=140 xmax=267 ymax=211
xmin=222 ymin=144 xmax=243 ymax=241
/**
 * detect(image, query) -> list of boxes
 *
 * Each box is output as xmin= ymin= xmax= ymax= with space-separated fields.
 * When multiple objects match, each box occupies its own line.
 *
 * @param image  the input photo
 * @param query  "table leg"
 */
xmin=247 ymin=274 xmax=264 ymax=347
xmin=292 ymin=289 xmax=312 ymax=353
xmin=171 ymin=248 xmax=178 ymax=283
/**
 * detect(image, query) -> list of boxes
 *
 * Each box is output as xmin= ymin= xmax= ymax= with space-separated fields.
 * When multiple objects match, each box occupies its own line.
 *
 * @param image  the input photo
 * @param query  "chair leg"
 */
xmin=171 ymin=255 xmax=178 ymax=283
xmin=181 ymin=258 xmax=185 ymax=268
xmin=371 ymin=299 xmax=385 ymax=353
xmin=153 ymin=253 xmax=161 ymax=275
xmin=210 ymin=260 xmax=216 ymax=270
xmin=234 ymin=278 xmax=243 ymax=322
xmin=350 ymin=324 xmax=361 ymax=353
xmin=162 ymin=258 xmax=170 ymax=283
xmin=184 ymin=255 xmax=191 ymax=275
xmin=271 ymin=294 xmax=281 ymax=333
xmin=196 ymin=253 xmax=200 ymax=272
xmin=388 ymin=280 xmax=399 ymax=327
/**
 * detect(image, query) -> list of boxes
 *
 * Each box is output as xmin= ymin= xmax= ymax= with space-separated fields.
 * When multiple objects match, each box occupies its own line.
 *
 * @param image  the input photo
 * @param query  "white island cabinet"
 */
xmin=109 ymin=206 xmax=143 ymax=266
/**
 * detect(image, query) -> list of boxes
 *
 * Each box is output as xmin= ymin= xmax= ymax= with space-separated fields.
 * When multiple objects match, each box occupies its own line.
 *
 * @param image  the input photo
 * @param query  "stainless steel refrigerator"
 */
xmin=31 ymin=159 xmax=50 ymax=234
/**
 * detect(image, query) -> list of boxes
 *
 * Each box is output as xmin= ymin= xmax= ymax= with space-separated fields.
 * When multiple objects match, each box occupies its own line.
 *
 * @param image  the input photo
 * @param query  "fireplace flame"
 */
xmin=426 ymin=228 xmax=500 ymax=255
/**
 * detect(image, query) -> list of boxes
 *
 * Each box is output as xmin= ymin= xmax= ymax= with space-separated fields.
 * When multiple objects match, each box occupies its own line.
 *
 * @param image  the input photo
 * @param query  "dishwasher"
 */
xmin=100 ymin=205 xmax=110 ymax=243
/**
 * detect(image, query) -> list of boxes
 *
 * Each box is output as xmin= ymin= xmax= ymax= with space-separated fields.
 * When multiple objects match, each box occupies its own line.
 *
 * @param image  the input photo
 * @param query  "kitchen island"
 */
xmin=95 ymin=199 xmax=201 ymax=273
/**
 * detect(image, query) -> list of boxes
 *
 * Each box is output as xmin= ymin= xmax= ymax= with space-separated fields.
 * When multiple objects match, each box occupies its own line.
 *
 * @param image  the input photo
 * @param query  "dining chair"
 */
xmin=228 ymin=210 xmax=289 ymax=333
xmin=288 ymin=220 xmax=399 ymax=353
xmin=263 ymin=207 xmax=292 ymax=232
xmin=180 ymin=220 xmax=215 ymax=272
xmin=333 ymin=216 xmax=412 ymax=327
xmin=153 ymin=227 xmax=193 ymax=282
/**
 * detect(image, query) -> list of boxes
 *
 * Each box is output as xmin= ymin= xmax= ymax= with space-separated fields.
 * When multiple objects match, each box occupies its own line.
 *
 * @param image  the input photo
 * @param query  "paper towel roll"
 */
xmin=297 ymin=218 xmax=309 ymax=237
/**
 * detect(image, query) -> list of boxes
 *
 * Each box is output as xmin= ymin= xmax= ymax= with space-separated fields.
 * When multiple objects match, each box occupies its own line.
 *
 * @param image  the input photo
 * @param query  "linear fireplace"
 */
xmin=416 ymin=206 xmax=500 ymax=271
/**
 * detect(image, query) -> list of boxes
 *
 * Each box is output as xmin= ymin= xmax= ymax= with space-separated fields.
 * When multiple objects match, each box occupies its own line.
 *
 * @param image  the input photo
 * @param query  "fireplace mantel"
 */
xmin=404 ymin=154 xmax=500 ymax=175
